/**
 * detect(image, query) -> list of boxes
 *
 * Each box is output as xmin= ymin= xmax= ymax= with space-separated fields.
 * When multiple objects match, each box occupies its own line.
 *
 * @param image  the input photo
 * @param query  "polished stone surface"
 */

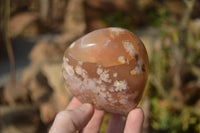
xmin=63 ymin=27 xmax=149 ymax=114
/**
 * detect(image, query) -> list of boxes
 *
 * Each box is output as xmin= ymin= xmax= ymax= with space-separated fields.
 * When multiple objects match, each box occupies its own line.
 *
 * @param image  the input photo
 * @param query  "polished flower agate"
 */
xmin=62 ymin=27 xmax=149 ymax=115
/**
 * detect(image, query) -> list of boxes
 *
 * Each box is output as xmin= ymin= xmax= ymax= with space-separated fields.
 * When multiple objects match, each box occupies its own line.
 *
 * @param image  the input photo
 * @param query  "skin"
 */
xmin=49 ymin=97 xmax=144 ymax=133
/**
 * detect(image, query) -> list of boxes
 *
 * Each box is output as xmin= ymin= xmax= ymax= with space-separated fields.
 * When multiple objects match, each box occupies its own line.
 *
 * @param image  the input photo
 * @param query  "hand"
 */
xmin=49 ymin=97 xmax=144 ymax=133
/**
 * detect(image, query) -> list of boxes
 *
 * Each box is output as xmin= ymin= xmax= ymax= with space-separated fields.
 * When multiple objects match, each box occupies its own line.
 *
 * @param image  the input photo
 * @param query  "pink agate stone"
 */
xmin=62 ymin=27 xmax=149 ymax=115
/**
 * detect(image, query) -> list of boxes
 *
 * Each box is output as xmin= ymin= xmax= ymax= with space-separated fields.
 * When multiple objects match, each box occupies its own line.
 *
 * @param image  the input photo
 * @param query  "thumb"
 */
xmin=49 ymin=103 xmax=94 ymax=133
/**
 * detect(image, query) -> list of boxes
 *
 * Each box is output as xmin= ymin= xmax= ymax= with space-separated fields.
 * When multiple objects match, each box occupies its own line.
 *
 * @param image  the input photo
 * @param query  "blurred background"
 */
xmin=0 ymin=0 xmax=200 ymax=132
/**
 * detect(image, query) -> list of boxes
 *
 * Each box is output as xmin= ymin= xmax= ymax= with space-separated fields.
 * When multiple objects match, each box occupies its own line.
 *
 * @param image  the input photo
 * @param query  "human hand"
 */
xmin=49 ymin=97 xmax=144 ymax=133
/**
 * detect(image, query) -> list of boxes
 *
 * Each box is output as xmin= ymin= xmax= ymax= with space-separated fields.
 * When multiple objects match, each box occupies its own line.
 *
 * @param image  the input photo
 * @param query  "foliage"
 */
xmin=148 ymin=0 xmax=200 ymax=132
xmin=151 ymin=96 xmax=200 ymax=133
xmin=103 ymin=0 xmax=200 ymax=132
xmin=103 ymin=10 xmax=134 ymax=31
xmin=148 ymin=7 xmax=169 ymax=27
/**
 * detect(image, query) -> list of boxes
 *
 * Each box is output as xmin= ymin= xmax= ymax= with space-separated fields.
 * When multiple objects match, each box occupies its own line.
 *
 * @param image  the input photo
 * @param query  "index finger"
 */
xmin=66 ymin=97 xmax=82 ymax=110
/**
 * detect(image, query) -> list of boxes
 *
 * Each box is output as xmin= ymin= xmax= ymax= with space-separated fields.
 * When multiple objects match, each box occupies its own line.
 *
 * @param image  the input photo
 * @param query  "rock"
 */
xmin=85 ymin=1 xmax=106 ymax=31
xmin=0 ymin=86 xmax=5 ymax=104
xmin=2 ymin=126 xmax=22 ymax=133
xmin=10 ymin=0 xmax=38 ymax=15
xmin=53 ymin=0 xmax=86 ymax=48
xmin=29 ymin=40 xmax=62 ymax=64
xmin=3 ymin=83 xmax=28 ymax=104
xmin=51 ymin=0 xmax=68 ymax=22
xmin=63 ymin=0 xmax=86 ymax=34
xmin=53 ymin=32 xmax=81 ymax=52
xmin=22 ymin=64 xmax=40 ymax=87
xmin=39 ymin=63 xmax=63 ymax=92
xmin=62 ymin=28 xmax=149 ymax=115
xmin=39 ymin=0 xmax=68 ymax=31
xmin=0 ymin=105 xmax=39 ymax=133
xmin=85 ymin=0 xmax=116 ymax=11
xmin=86 ymin=0 xmax=132 ymax=12
xmin=41 ymin=62 xmax=72 ymax=111
xmin=112 ymin=0 xmax=132 ymax=12
xmin=22 ymin=62 xmax=53 ymax=104
xmin=28 ymin=71 xmax=53 ymax=103
xmin=39 ymin=101 xmax=56 ymax=124
xmin=28 ymin=79 xmax=50 ymax=103
xmin=9 ymin=12 xmax=38 ymax=37
xmin=22 ymin=60 xmax=71 ymax=114
xmin=21 ymin=22 xmax=39 ymax=38
xmin=22 ymin=61 xmax=72 ymax=124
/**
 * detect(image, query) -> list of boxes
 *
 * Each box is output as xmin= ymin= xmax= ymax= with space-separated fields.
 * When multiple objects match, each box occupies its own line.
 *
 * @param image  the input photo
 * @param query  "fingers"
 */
xmin=67 ymin=97 xmax=82 ymax=110
xmin=81 ymin=109 xmax=105 ymax=133
xmin=66 ymin=98 xmax=105 ymax=133
xmin=106 ymin=114 xmax=126 ymax=133
xmin=124 ymin=108 xmax=144 ymax=133
xmin=49 ymin=103 xmax=94 ymax=133
xmin=67 ymin=98 xmax=105 ymax=133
